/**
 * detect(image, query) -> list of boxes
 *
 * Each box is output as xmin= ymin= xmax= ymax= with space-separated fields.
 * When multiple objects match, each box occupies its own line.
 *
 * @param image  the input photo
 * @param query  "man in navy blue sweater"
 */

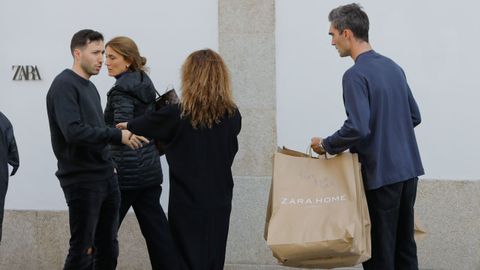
xmin=311 ymin=4 xmax=424 ymax=270
xmin=46 ymin=29 xmax=140 ymax=270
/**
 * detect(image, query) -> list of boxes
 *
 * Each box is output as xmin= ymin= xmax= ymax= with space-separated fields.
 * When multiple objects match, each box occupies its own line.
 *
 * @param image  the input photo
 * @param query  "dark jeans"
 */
xmin=362 ymin=178 xmax=418 ymax=270
xmin=62 ymin=175 xmax=120 ymax=270
xmin=119 ymin=185 xmax=180 ymax=270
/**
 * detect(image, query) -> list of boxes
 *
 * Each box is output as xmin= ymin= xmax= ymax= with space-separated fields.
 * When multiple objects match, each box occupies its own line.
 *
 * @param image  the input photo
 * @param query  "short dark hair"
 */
xmin=328 ymin=3 xmax=369 ymax=42
xmin=70 ymin=29 xmax=104 ymax=54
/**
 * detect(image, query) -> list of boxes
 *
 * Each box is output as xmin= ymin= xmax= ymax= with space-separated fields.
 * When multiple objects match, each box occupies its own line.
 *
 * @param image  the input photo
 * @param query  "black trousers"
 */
xmin=362 ymin=178 xmax=418 ymax=270
xmin=0 ymin=176 xmax=7 ymax=244
xmin=62 ymin=176 xmax=120 ymax=270
xmin=118 ymin=185 xmax=180 ymax=270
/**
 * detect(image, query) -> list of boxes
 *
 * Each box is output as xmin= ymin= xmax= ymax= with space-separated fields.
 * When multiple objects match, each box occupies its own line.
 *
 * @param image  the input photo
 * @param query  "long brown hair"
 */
xmin=105 ymin=36 xmax=147 ymax=72
xmin=181 ymin=49 xmax=236 ymax=129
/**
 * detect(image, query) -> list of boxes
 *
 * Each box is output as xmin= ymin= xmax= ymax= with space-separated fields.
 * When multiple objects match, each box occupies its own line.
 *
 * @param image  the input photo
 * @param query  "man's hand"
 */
xmin=121 ymin=130 xmax=133 ymax=147
xmin=128 ymin=134 xmax=150 ymax=149
xmin=311 ymin=137 xmax=326 ymax=155
xmin=119 ymin=124 xmax=149 ymax=149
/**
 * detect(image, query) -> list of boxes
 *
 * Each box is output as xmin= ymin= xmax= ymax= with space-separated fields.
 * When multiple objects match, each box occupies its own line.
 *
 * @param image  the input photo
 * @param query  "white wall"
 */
xmin=0 ymin=0 xmax=218 ymax=209
xmin=276 ymin=0 xmax=480 ymax=181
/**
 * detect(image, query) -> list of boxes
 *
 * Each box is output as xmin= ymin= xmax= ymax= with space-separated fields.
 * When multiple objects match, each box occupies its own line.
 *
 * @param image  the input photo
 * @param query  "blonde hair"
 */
xmin=105 ymin=36 xmax=147 ymax=72
xmin=181 ymin=49 xmax=237 ymax=129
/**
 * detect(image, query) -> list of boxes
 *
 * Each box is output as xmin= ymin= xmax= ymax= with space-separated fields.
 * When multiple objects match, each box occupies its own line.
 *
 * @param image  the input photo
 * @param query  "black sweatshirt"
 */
xmin=46 ymin=69 xmax=122 ymax=187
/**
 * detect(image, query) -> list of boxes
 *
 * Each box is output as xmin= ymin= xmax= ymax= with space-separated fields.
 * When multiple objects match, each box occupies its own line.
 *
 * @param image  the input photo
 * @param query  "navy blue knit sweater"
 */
xmin=323 ymin=50 xmax=424 ymax=190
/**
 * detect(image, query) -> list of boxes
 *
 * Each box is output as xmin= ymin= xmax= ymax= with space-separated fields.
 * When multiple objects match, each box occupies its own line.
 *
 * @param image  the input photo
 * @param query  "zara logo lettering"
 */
xmin=12 ymin=65 xmax=42 ymax=81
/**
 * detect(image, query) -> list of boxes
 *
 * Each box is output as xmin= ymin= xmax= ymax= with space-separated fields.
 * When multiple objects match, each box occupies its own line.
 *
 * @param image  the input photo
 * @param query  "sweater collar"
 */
xmin=355 ymin=50 xmax=375 ymax=63
xmin=65 ymin=69 xmax=91 ymax=86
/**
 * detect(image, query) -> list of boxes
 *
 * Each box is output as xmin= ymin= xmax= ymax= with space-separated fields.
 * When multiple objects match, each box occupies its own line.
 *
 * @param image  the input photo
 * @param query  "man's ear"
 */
xmin=343 ymin=29 xmax=352 ymax=39
xmin=73 ymin=48 xmax=81 ymax=60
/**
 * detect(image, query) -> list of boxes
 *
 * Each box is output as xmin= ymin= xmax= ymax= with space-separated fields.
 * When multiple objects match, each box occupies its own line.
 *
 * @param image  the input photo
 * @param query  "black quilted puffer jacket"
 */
xmin=104 ymin=71 xmax=162 ymax=190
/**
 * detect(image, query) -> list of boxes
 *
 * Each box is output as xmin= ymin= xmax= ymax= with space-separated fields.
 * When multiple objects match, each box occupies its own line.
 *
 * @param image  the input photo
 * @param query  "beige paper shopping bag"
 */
xmin=414 ymin=214 xmax=427 ymax=241
xmin=265 ymin=147 xmax=371 ymax=268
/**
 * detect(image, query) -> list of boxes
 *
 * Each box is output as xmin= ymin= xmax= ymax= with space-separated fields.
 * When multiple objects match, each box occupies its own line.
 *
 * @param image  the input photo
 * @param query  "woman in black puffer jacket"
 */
xmin=104 ymin=36 xmax=179 ymax=270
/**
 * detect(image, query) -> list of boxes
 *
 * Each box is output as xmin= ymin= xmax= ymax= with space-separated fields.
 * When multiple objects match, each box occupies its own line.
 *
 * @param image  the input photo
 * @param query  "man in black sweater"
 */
xmin=46 ymin=29 xmax=136 ymax=270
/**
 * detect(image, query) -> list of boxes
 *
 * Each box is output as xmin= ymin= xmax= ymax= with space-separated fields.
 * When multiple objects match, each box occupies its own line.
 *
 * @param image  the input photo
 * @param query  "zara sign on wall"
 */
xmin=12 ymin=65 xmax=42 ymax=81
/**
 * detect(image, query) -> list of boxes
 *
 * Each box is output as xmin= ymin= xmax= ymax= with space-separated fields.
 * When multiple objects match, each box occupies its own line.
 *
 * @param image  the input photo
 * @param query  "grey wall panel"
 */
xmin=220 ymin=0 xmax=277 ymax=177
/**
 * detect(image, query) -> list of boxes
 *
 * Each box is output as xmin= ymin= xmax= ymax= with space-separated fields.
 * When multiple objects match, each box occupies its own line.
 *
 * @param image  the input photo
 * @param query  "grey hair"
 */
xmin=328 ymin=3 xmax=369 ymax=42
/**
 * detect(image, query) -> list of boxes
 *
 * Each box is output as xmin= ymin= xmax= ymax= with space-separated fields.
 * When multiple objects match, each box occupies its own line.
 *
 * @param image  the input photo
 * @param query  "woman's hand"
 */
xmin=116 ymin=122 xmax=128 ymax=130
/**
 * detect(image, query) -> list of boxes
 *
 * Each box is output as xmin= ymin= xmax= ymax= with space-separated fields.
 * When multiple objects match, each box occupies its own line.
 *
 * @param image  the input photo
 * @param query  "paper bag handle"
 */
xmin=306 ymin=145 xmax=331 ymax=159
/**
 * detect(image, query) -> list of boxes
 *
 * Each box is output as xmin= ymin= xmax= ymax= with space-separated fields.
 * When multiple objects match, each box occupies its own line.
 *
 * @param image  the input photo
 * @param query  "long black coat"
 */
xmin=127 ymin=105 xmax=241 ymax=270
xmin=0 ymin=112 xmax=19 ymax=183
xmin=104 ymin=71 xmax=162 ymax=190
xmin=0 ymin=111 xmax=19 ymax=242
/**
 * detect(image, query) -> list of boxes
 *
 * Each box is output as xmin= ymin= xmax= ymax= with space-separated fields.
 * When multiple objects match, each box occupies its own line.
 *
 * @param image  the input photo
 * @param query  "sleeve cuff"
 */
xmin=322 ymin=137 xmax=334 ymax=155
xmin=112 ymin=128 xmax=123 ymax=144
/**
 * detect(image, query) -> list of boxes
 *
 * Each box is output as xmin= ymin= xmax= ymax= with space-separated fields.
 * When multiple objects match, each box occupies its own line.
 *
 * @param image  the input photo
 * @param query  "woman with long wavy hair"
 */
xmin=117 ymin=49 xmax=241 ymax=270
